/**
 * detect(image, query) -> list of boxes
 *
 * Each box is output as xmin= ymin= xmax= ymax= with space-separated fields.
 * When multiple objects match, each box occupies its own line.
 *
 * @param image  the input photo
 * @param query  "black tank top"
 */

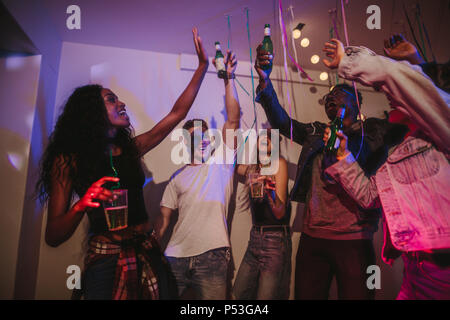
xmin=250 ymin=194 xmax=291 ymax=226
xmin=248 ymin=166 xmax=291 ymax=226
xmin=87 ymin=154 xmax=149 ymax=234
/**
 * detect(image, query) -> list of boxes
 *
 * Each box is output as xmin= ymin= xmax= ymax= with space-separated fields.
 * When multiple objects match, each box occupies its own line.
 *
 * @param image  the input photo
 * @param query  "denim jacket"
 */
xmin=326 ymin=135 xmax=450 ymax=254
xmin=325 ymin=45 xmax=450 ymax=258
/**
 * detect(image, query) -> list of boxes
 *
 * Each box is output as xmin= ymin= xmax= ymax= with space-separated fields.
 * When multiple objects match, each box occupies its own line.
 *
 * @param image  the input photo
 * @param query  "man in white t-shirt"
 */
xmin=156 ymin=51 xmax=241 ymax=299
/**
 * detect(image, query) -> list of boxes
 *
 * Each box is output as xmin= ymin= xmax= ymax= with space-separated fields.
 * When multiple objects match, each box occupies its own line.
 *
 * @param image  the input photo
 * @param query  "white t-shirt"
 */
xmin=160 ymin=162 xmax=235 ymax=257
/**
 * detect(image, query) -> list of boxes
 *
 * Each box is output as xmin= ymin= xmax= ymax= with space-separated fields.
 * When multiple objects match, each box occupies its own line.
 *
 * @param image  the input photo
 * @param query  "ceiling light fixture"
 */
xmin=293 ymin=23 xmax=305 ymax=39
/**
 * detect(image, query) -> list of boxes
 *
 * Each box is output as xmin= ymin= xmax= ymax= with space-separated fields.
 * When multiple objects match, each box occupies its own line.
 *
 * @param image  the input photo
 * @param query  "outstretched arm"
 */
xmin=255 ymin=45 xmax=318 ymax=145
xmin=134 ymin=27 xmax=209 ymax=156
xmin=323 ymin=38 xmax=450 ymax=155
xmin=217 ymin=51 xmax=241 ymax=148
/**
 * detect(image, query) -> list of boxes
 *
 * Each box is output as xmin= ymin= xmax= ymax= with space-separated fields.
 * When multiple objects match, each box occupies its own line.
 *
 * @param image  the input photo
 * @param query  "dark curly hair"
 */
xmin=36 ymin=84 xmax=139 ymax=203
xmin=325 ymin=83 xmax=363 ymax=120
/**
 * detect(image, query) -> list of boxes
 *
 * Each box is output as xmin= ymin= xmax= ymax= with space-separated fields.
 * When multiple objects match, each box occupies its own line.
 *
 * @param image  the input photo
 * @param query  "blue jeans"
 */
xmin=233 ymin=226 xmax=292 ymax=300
xmin=397 ymin=253 xmax=450 ymax=300
xmin=83 ymin=255 xmax=118 ymax=300
xmin=166 ymin=247 xmax=230 ymax=299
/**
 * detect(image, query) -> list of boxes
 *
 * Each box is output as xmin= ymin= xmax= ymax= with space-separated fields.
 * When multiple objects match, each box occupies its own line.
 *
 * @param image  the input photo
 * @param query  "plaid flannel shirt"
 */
xmin=82 ymin=233 xmax=162 ymax=300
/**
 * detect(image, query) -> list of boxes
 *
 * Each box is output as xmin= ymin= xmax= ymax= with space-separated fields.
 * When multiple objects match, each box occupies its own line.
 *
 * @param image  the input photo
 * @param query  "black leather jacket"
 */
xmin=255 ymin=80 xmax=404 ymax=203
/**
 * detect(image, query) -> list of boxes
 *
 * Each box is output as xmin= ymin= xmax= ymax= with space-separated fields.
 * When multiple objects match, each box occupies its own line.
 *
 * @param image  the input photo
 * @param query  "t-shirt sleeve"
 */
xmin=160 ymin=178 xmax=178 ymax=210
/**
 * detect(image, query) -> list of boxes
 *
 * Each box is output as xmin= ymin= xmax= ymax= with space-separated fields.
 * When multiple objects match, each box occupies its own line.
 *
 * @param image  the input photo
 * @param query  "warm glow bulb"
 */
xmin=300 ymin=38 xmax=310 ymax=47
xmin=311 ymin=55 xmax=320 ymax=64
xmin=320 ymin=72 xmax=329 ymax=81
xmin=293 ymin=29 xmax=301 ymax=39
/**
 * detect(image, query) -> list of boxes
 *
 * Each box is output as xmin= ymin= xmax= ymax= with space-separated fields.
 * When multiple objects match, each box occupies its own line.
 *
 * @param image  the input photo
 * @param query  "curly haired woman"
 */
xmin=36 ymin=28 xmax=208 ymax=299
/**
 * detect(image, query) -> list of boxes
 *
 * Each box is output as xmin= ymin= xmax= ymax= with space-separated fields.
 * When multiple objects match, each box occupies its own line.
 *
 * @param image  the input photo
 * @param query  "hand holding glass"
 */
xmin=103 ymin=189 xmax=128 ymax=231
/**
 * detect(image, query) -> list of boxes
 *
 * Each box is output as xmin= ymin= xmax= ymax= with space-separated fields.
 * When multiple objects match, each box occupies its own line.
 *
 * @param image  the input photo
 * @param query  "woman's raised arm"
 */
xmin=134 ymin=27 xmax=209 ymax=156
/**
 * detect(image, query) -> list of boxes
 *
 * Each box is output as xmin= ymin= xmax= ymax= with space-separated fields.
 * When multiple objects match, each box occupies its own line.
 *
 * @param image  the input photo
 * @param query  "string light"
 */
xmin=300 ymin=38 xmax=310 ymax=47
xmin=292 ymin=22 xmax=305 ymax=40
xmin=311 ymin=54 xmax=320 ymax=64
xmin=320 ymin=72 xmax=329 ymax=81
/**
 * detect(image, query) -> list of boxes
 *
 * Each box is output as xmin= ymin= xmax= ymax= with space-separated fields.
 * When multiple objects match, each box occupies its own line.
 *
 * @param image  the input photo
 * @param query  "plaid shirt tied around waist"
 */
xmin=84 ymin=232 xmax=163 ymax=300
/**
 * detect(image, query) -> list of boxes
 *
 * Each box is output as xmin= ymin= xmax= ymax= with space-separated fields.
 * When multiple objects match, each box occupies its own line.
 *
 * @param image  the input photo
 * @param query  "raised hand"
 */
xmin=383 ymin=34 xmax=424 ymax=65
xmin=255 ymin=44 xmax=273 ymax=81
xmin=224 ymin=50 xmax=237 ymax=76
xmin=192 ymin=27 xmax=209 ymax=66
xmin=322 ymin=38 xmax=345 ymax=69
xmin=212 ymin=50 xmax=237 ymax=77
xmin=75 ymin=176 xmax=119 ymax=211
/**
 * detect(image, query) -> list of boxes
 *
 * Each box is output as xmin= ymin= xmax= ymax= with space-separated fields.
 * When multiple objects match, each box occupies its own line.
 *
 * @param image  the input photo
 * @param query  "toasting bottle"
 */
xmin=326 ymin=106 xmax=346 ymax=152
xmin=214 ymin=41 xmax=227 ymax=79
xmin=261 ymin=24 xmax=273 ymax=70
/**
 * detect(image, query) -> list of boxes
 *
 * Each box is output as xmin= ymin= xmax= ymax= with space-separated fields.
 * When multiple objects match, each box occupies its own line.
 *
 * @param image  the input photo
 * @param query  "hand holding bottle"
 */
xmin=255 ymin=24 xmax=274 ymax=87
xmin=212 ymin=49 xmax=237 ymax=79
xmin=335 ymin=131 xmax=350 ymax=160
xmin=324 ymin=107 xmax=346 ymax=152
xmin=323 ymin=127 xmax=350 ymax=160
xmin=255 ymin=45 xmax=273 ymax=82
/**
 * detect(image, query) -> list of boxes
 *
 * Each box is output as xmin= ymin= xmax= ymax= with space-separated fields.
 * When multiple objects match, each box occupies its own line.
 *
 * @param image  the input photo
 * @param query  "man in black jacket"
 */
xmin=254 ymin=45 xmax=399 ymax=299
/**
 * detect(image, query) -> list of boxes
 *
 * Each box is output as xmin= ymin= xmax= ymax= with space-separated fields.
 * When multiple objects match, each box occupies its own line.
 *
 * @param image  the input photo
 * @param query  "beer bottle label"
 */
xmin=215 ymin=57 xmax=225 ymax=71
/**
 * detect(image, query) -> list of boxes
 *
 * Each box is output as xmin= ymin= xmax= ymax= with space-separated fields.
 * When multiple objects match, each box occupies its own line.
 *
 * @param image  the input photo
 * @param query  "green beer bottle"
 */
xmin=326 ymin=106 xmax=346 ymax=152
xmin=261 ymin=24 xmax=273 ymax=71
xmin=214 ymin=41 xmax=227 ymax=79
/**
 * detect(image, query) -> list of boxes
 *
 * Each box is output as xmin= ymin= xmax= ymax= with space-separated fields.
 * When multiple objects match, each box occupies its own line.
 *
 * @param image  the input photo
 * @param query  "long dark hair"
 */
xmin=37 ymin=84 xmax=139 ymax=203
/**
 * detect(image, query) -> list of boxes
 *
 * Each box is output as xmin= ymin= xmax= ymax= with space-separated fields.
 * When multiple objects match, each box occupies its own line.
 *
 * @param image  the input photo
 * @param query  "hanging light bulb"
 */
xmin=300 ymin=38 xmax=310 ymax=47
xmin=311 ymin=55 xmax=320 ymax=64
xmin=320 ymin=72 xmax=329 ymax=81
xmin=292 ymin=23 xmax=305 ymax=40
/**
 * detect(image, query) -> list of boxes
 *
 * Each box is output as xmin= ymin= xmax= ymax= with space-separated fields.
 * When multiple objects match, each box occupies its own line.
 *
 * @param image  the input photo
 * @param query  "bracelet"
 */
xmin=225 ymin=73 xmax=235 ymax=79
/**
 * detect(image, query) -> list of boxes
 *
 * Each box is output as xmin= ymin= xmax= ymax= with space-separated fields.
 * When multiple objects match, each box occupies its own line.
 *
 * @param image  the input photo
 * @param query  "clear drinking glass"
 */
xmin=103 ymin=189 xmax=128 ymax=231
xmin=249 ymin=172 xmax=263 ymax=198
